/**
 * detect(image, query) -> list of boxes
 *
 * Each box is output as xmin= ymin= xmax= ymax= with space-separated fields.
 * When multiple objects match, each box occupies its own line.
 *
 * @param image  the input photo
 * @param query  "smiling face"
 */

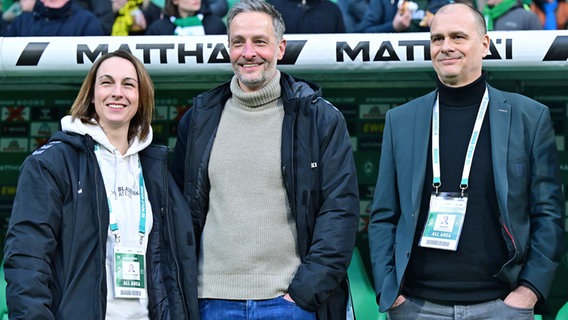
xmin=228 ymin=11 xmax=286 ymax=92
xmin=429 ymin=4 xmax=489 ymax=87
xmin=92 ymin=57 xmax=139 ymax=135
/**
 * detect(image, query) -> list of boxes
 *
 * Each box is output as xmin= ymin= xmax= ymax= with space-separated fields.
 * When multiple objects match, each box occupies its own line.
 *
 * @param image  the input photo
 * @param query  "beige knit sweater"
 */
xmin=197 ymin=71 xmax=302 ymax=299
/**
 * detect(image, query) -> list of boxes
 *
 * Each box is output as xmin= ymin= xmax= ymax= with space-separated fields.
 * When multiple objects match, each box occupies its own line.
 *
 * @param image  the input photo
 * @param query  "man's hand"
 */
xmin=503 ymin=285 xmax=538 ymax=309
xmin=392 ymin=294 xmax=407 ymax=308
xmin=392 ymin=10 xmax=412 ymax=31
xmin=283 ymin=293 xmax=295 ymax=303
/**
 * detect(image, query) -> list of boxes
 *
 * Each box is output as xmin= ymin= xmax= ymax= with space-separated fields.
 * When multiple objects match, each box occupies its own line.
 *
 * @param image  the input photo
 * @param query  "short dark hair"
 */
xmin=226 ymin=0 xmax=286 ymax=41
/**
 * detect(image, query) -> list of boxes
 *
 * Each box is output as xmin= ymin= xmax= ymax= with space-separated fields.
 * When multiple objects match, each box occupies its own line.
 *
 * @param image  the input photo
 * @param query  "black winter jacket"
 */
xmin=172 ymin=72 xmax=360 ymax=319
xmin=4 ymin=131 xmax=199 ymax=319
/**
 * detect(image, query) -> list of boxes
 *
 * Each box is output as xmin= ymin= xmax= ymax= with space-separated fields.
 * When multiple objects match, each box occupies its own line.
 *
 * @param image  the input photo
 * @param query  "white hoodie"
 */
xmin=61 ymin=115 xmax=154 ymax=320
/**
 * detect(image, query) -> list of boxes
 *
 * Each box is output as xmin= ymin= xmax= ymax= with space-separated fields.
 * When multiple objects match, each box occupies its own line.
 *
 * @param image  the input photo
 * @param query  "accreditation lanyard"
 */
xmin=419 ymin=88 xmax=489 ymax=251
xmin=94 ymin=144 xmax=147 ymax=245
xmin=432 ymin=87 xmax=489 ymax=196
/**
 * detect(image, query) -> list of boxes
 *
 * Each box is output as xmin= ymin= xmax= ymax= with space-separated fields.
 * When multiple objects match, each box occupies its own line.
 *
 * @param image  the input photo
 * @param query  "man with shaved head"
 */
xmin=368 ymin=3 xmax=565 ymax=319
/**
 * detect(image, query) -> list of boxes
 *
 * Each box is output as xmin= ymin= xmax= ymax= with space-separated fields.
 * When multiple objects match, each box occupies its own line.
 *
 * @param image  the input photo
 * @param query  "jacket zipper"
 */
xmin=502 ymin=220 xmax=517 ymax=254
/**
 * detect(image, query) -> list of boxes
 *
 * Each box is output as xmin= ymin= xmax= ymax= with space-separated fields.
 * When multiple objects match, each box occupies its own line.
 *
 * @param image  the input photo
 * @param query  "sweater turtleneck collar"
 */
xmin=230 ymin=71 xmax=282 ymax=109
xmin=436 ymin=71 xmax=487 ymax=107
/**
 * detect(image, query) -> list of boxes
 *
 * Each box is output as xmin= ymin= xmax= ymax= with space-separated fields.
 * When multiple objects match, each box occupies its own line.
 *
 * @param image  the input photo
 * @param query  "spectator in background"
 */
xmin=19 ymin=0 xmax=36 ymax=11
xmin=269 ymin=0 xmax=346 ymax=33
xmin=360 ymin=0 xmax=468 ymax=32
xmin=201 ymin=0 xmax=228 ymax=18
xmin=531 ymin=0 xmax=568 ymax=28
xmin=2 ymin=0 xmax=35 ymax=35
xmin=359 ymin=0 xmax=420 ymax=33
xmin=3 ymin=0 xmax=35 ymax=22
xmin=76 ymin=0 xmax=114 ymax=35
xmin=337 ymin=0 xmax=369 ymax=32
xmin=141 ymin=0 xmax=164 ymax=29
xmin=111 ymin=0 xmax=163 ymax=35
xmin=146 ymin=0 xmax=226 ymax=35
xmin=483 ymin=0 xmax=542 ymax=29
xmin=154 ymin=0 xmax=230 ymax=21
xmin=416 ymin=0 xmax=454 ymax=28
xmin=554 ymin=0 xmax=568 ymax=28
xmin=4 ymin=0 xmax=104 ymax=36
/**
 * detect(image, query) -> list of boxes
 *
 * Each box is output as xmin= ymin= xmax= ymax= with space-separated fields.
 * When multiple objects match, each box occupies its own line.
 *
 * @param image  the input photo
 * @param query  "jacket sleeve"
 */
xmin=3 ymin=155 xmax=64 ymax=320
xmin=171 ymin=107 xmax=207 ymax=246
xmin=367 ymin=110 xmax=400 ymax=311
xmin=287 ymin=105 xmax=360 ymax=311
xmin=164 ymin=172 xmax=200 ymax=319
xmin=172 ymin=108 xmax=193 ymax=192
xmin=3 ymin=13 xmax=23 ymax=36
xmin=518 ymin=105 xmax=565 ymax=300
xmin=87 ymin=0 xmax=114 ymax=35
xmin=81 ymin=13 xmax=105 ymax=36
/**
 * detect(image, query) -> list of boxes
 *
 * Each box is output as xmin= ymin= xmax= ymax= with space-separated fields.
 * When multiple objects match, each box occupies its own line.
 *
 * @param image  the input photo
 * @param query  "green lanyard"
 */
xmin=432 ymin=87 xmax=489 ymax=196
xmin=94 ymin=144 xmax=147 ymax=244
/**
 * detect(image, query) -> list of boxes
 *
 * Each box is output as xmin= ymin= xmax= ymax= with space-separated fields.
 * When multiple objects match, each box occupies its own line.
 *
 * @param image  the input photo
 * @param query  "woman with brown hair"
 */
xmin=3 ymin=50 xmax=199 ymax=319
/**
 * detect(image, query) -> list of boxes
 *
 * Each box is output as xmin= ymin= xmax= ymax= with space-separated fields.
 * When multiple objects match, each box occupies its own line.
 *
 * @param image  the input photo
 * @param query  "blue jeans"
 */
xmin=387 ymin=296 xmax=534 ymax=320
xmin=199 ymin=297 xmax=316 ymax=320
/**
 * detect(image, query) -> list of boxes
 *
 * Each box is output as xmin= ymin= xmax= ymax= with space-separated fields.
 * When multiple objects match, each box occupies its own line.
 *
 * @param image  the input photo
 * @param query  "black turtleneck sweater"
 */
xmin=403 ymin=73 xmax=511 ymax=303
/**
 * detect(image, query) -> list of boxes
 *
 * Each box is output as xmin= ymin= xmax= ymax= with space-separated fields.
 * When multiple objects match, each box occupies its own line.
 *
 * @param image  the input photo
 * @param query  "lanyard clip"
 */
xmin=433 ymin=182 xmax=441 ymax=196
xmin=460 ymin=184 xmax=468 ymax=198
xmin=110 ymin=224 xmax=120 ymax=243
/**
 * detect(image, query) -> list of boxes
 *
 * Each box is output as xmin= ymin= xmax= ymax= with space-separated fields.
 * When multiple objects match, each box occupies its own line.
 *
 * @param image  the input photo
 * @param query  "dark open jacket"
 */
xmin=369 ymin=85 xmax=566 ymax=313
xmin=4 ymin=131 xmax=198 ymax=319
xmin=172 ymin=72 xmax=360 ymax=319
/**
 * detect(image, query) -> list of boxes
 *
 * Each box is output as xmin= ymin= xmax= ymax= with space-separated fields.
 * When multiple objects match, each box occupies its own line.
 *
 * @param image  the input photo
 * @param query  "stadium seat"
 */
xmin=0 ymin=263 xmax=7 ymax=320
xmin=348 ymin=247 xmax=387 ymax=320
xmin=556 ymin=301 xmax=568 ymax=320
